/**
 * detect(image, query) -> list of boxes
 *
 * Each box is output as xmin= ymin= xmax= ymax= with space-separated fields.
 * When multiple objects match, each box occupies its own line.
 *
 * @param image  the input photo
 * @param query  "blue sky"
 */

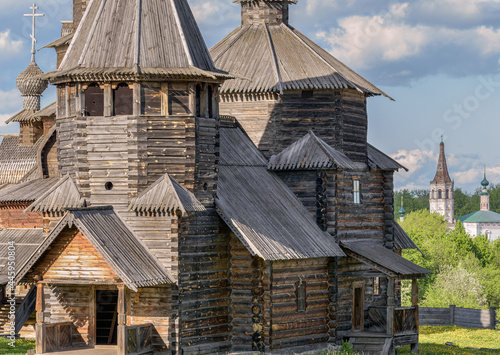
xmin=1 ymin=0 xmax=500 ymax=193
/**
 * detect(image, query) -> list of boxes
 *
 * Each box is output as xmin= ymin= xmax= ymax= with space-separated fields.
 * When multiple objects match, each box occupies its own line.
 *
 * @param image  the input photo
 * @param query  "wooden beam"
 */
xmin=117 ymin=284 xmax=126 ymax=355
xmin=411 ymin=279 xmax=419 ymax=353
xmin=387 ymin=278 xmax=394 ymax=336
xmin=35 ymin=281 xmax=45 ymax=354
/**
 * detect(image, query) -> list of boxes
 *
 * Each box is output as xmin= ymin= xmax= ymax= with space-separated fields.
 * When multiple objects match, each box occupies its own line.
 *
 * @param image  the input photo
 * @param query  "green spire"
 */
xmin=481 ymin=165 xmax=489 ymax=188
xmin=399 ymin=196 xmax=406 ymax=216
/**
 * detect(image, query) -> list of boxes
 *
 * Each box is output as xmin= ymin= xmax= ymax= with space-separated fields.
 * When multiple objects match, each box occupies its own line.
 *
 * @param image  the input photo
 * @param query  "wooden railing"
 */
xmin=394 ymin=307 xmax=417 ymax=335
xmin=42 ymin=322 xmax=72 ymax=352
xmin=15 ymin=285 xmax=37 ymax=335
xmin=126 ymin=323 xmax=153 ymax=354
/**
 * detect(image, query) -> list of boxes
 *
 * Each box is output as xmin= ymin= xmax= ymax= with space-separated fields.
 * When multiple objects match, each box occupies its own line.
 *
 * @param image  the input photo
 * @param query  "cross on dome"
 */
xmin=24 ymin=3 xmax=45 ymax=63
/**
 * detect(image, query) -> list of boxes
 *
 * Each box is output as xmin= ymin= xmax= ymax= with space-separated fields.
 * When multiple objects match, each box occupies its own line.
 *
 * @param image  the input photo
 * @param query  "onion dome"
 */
xmin=481 ymin=167 xmax=489 ymax=188
xmin=16 ymin=61 xmax=48 ymax=97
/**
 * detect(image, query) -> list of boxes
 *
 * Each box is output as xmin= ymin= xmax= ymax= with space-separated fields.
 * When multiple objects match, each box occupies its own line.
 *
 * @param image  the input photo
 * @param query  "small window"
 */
xmin=373 ymin=277 xmax=380 ymax=296
xmin=446 ymin=189 xmax=449 ymax=199
xmin=207 ymin=85 xmax=213 ymax=118
xmin=141 ymin=84 xmax=162 ymax=116
xmin=113 ymin=83 xmax=133 ymax=115
xmin=85 ymin=84 xmax=104 ymax=116
xmin=105 ymin=182 xmax=113 ymax=191
xmin=302 ymin=90 xmax=314 ymax=99
xmin=195 ymin=84 xmax=202 ymax=117
xmin=296 ymin=280 xmax=306 ymax=312
xmin=438 ymin=189 xmax=442 ymax=199
xmin=353 ymin=180 xmax=361 ymax=204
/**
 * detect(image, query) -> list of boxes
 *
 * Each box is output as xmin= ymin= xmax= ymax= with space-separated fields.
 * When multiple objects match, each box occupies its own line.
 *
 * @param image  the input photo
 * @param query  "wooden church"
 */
xmin=0 ymin=0 xmax=429 ymax=354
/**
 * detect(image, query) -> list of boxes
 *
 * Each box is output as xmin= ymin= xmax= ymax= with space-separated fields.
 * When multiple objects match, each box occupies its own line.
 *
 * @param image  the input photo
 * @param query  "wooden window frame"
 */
xmin=353 ymin=179 xmax=361 ymax=204
xmin=295 ymin=279 xmax=307 ymax=313
xmin=352 ymin=281 xmax=365 ymax=331
xmin=373 ymin=277 xmax=380 ymax=296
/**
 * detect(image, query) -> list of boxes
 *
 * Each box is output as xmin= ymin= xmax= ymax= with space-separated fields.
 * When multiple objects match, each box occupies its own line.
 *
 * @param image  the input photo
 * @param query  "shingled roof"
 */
xmin=0 ymin=229 xmax=44 ymax=284
xmin=367 ymin=144 xmax=407 ymax=171
xmin=26 ymin=175 xmax=86 ymax=213
xmin=268 ymin=130 xmax=359 ymax=171
xmin=6 ymin=102 xmax=56 ymax=124
xmin=0 ymin=136 xmax=44 ymax=185
xmin=341 ymin=240 xmax=430 ymax=279
xmin=50 ymin=0 xmax=229 ymax=82
xmin=211 ymin=21 xmax=389 ymax=97
xmin=17 ymin=207 xmax=174 ymax=290
xmin=0 ymin=178 xmax=60 ymax=204
xmin=217 ymin=126 xmax=345 ymax=261
xmin=129 ymin=173 xmax=205 ymax=214
xmin=431 ymin=141 xmax=452 ymax=183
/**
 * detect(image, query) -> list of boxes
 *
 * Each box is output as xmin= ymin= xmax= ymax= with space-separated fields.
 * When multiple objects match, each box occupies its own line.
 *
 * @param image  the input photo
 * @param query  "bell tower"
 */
xmin=430 ymin=139 xmax=454 ymax=223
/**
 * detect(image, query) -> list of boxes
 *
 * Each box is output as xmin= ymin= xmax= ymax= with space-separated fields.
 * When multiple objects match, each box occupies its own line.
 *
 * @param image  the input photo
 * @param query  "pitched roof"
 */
xmin=268 ymin=130 xmax=358 ymax=171
xmin=26 ymin=175 xmax=86 ymax=213
xmin=456 ymin=210 xmax=500 ymax=223
xmin=0 ymin=136 xmax=44 ymax=185
xmin=39 ymin=33 xmax=74 ymax=50
xmin=0 ymin=178 xmax=60 ymax=204
xmin=129 ymin=173 xmax=205 ymax=214
xmin=17 ymin=207 xmax=174 ymax=290
xmin=0 ymin=229 xmax=44 ymax=284
xmin=217 ymin=126 xmax=345 ymax=261
xmin=6 ymin=102 xmax=56 ymax=124
xmin=52 ymin=0 xmax=228 ymax=82
xmin=211 ymin=23 xmax=389 ymax=97
xmin=431 ymin=142 xmax=452 ymax=183
xmin=393 ymin=221 xmax=424 ymax=256
xmin=341 ymin=240 xmax=430 ymax=279
xmin=367 ymin=144 xmax=407 ymax=171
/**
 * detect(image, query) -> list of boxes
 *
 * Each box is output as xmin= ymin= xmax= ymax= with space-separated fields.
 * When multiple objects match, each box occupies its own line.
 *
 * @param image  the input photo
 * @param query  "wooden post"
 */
xmin=104 ymin=84 xmax=112 ymax=117
xmin=387 ymin=278 xmax=394 ymax=336
xmin=450 ymin=305 xmax=456 ymax=326
xmin=490 ymin=307 xmax=497 ymax=330
xmin=117 ymin=284 xmax=127 ymax=355
xmin=35 ymin=281 xmax=45 ymax=354
xmin=88 ymin=285 xmax=95 ymax=347
xmin=133 ymin=83 xmax=141 ymax=116
xmin=411 ymin=279 xmax=419 ymax=353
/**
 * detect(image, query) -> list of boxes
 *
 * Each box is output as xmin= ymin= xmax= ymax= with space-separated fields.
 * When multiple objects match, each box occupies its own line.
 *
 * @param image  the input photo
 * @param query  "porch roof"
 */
xmin=341 ymin=240 xmax=431 ymax=279
xmin=0 ymin=228 xmax=43 ymax=284
xmin=16 ymin=207 xmax=174 ymax=291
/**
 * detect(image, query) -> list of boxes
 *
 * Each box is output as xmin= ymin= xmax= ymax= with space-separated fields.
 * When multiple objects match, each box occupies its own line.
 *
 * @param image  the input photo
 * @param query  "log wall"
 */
xmin=129 ymin=286 xmax=177 ymax=353
xmin=219 ymin=90 xmax=367 ymax=162
xmin=337 ymin=257 xmax=388 ymax=341
xmin=0 ymin=206 xmax=43 ymax=229
xmin=26 ymin=227 xmax=118 ymax=282
xmin=43 ymin=285 xmax=92 ymax=348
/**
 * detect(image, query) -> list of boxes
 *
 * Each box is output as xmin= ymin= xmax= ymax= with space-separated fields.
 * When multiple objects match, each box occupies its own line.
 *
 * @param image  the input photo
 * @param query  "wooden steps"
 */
xmin=349 ymin=333 xmax=394 ymax=355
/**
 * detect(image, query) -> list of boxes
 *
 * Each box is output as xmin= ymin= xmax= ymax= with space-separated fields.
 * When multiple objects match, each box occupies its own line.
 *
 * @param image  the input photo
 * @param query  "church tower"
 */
xmin=430 ymin=140 xmax=454 ymax=223
xmin=480 ymin=167 xmax=490 ymax=211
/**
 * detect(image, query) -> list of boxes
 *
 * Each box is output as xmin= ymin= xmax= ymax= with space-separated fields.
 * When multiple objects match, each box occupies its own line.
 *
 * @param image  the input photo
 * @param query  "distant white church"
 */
xmin=429 ymin=141 xmax=500 ymax=241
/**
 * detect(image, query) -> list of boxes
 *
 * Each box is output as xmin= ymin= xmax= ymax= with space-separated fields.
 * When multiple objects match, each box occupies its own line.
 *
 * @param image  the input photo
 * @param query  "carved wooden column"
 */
xmin=387 ymin=278 xmax=394 ymax=336
xmin=117 ymin=284 xmax=127 ymax=355
xmin=35 ymin=279 xmax=45 ymax=354
xmin=411 ymin=279 xmax=419 ymax=353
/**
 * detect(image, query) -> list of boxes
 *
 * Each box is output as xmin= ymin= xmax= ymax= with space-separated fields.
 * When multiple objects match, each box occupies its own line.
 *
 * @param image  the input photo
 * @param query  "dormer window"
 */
xmin=113 ymin=83 xmax=133 ymax=115
xmin=85 ymin=83 xmax=104 ymax=116
xmin=353 ymin=179 xmax=361 ymax=204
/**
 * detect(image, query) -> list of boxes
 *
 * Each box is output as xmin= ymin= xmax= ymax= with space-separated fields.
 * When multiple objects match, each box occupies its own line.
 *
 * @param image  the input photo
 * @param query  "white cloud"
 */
xmin=0 ymin=114 xmax=14 ymax=127
xmin=316 ymin=2 xmax=500 ymax=73
xmin=0 ymin=89 xmax=22 ymax=115
xmin=391 ymin=149 xmax=437 ymax=177
xmin=454 ymin=168 xmax=482 ymax=185
xmin=0 ymin=30 xmax=23 ymax=56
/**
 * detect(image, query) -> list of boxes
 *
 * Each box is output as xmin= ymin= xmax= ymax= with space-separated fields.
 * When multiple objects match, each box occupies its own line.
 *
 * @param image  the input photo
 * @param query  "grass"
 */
xmin=396 ymin=326 xmax=500 ymax=355
xmin=0 ymin=338 xmax=35 ymax=354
